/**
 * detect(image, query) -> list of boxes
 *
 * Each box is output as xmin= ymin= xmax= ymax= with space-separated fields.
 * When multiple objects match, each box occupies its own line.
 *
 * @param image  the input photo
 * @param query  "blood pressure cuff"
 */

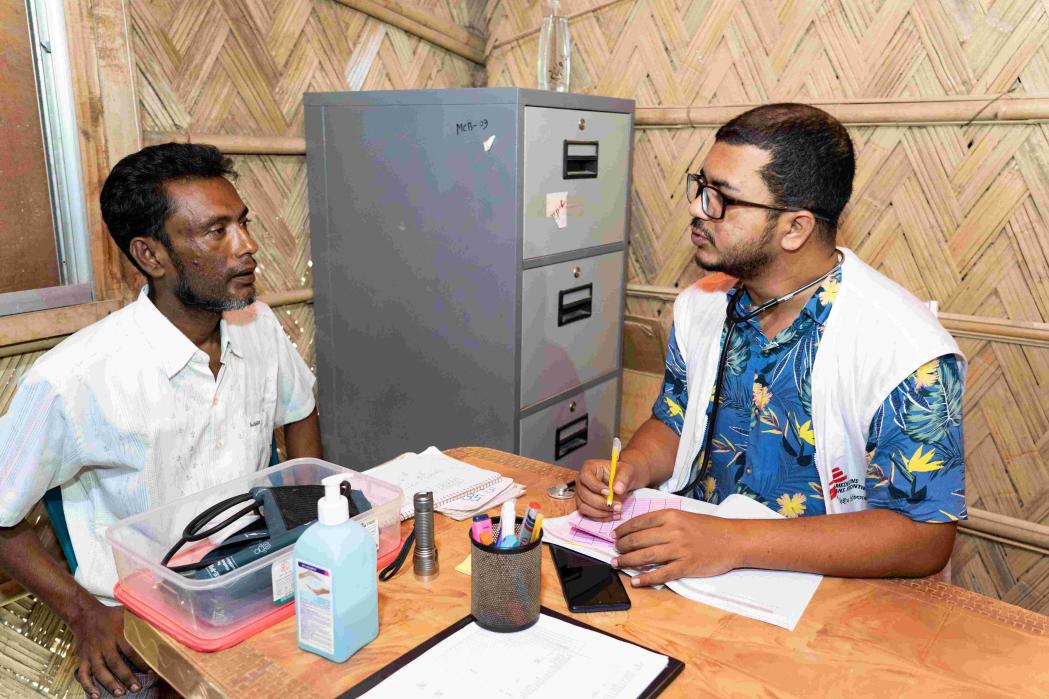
xmin=163 ymin=483 xmax=371 ymax=580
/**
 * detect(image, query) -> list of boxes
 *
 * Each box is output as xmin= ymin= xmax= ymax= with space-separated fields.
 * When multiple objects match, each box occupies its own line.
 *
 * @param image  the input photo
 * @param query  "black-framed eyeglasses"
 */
xmin=685 ymin=173 xmax=830 ymax=222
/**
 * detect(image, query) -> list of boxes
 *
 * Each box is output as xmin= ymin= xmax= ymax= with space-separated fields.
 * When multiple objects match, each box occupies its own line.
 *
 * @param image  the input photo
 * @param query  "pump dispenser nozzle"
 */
xmin=318 ymin=474 xmax=354 ymax=525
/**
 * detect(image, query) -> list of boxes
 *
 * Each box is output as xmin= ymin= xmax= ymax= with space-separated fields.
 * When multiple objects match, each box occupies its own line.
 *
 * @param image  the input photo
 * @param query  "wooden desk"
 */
xmin=126 ymin=447 xmax=1049 ymax=698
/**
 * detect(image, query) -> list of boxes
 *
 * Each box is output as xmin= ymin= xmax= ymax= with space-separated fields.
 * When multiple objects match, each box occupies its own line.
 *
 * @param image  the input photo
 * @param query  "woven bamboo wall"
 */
xmin=487 ymin=0 xmax=1049 ymax=611
xmin=132 ymin=0 xmax=485 ymax=370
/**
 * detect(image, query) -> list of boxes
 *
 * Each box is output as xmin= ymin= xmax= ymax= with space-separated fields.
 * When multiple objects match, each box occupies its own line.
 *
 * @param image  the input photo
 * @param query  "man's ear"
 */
xmin=779 ymin=211 xmax=819 ymax=253
xmin=129 ymin=237 xmax=168 ymax=279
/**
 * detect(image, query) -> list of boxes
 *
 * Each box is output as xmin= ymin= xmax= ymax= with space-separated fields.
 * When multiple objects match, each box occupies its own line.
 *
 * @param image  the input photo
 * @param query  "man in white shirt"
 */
xmin=0 ymin=143 xmax=321 ymax=698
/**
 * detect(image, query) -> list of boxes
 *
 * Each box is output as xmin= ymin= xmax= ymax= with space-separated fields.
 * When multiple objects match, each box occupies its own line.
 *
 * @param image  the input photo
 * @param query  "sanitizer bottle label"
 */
xmin=295 ymin=560 xmax=334 ymax=655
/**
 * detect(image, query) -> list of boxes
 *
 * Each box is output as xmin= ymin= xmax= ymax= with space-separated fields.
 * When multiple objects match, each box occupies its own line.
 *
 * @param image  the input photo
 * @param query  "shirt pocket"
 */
xmin=247 ymin=411 xmax=273 ymax=467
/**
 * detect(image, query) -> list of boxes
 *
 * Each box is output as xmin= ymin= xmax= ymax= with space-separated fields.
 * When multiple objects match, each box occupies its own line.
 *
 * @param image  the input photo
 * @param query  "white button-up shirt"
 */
xmin=0 ymin=288 xmax=316 ymax=600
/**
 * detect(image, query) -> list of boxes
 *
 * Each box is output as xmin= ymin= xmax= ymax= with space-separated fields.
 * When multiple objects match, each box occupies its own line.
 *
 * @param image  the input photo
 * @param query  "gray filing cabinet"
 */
xmin=304 ymin=88 xmax=634 ymax=471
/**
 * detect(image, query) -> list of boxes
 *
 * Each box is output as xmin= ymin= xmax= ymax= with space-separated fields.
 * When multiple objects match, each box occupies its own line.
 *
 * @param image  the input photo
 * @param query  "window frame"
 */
xmin=0 ymin=0 xmax=94 ymax=318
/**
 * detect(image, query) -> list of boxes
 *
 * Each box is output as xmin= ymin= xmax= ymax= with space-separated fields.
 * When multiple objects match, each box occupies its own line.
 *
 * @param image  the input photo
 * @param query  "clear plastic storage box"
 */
xmin=107 ymin=458 xmax=402 ymax=651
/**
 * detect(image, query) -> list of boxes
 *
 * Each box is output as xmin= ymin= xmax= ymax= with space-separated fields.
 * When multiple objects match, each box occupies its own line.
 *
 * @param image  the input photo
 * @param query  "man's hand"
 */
xmin=68 ymin=594 xmax=146 ymax=698
xmin=574 ymin=419 xmax=680 ymax=521
xmin=611 ymin=509 xmax=742 ymax=586
xmin=576 ymin=457 xmax=650 ymax=521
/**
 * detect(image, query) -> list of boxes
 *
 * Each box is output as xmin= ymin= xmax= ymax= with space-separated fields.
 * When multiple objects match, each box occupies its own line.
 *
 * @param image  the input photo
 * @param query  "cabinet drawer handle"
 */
xmin=555 ymin=414 xmax=588 ymax=460
xmin=563 ymin=140 xmax=598 ymax=179
xmin=558 ymin=283 xmax=592 ymax=327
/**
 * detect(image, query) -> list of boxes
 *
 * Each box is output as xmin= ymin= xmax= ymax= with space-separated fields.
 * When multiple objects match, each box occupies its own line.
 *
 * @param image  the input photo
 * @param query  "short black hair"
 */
xmin=715 ymin=103 xmax=854 ymax=245
xmin=99 ymin=142 xmax=237 ymax=274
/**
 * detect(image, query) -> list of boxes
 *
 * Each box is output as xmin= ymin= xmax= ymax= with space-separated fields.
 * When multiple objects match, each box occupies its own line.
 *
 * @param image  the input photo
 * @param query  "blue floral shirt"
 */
xmin=652 ymin=269 xmax=966 ymax=522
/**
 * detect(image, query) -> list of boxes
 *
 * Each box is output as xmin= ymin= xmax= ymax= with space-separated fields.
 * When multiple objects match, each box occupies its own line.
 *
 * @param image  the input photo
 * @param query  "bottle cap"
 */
xmin=318 ymin=474 xmax=353 ymax=525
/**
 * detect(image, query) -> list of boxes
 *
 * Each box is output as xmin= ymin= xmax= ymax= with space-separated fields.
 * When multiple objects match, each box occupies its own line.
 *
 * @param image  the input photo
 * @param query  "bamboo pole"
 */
xmin=963 ymin=508 xmax=1049 ymax=557
xmin=625 ymin=284 xmax=1049 ymax=348
xmin=330 ymin=0 xmax=484 ymax=64
xmin=937 ymin=312 xmax=1049 ymax=348
xmin=142 ymin=95 xmax=1049 ymax=158
xmin=142 ymin=131 xmax=307 ymax=155
xmin=635 ymin=96 xmax=1049 ymax=127
xmin=259 ymin=288 xmax=314 ymax=307
xmin=0 ymin=290 xmax=312 ymax=358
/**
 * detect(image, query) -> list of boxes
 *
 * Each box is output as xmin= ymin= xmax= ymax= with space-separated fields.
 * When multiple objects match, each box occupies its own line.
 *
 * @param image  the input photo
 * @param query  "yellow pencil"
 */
xmin=606 ymin=437 xmax=622 ymax=506
xmin=530 ymin=513 xmax=544 ymax=543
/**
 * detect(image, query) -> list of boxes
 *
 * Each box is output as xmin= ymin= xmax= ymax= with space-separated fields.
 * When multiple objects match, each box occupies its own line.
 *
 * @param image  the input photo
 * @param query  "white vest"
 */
xmin=661 ymin=248 xmax=964 ymax=514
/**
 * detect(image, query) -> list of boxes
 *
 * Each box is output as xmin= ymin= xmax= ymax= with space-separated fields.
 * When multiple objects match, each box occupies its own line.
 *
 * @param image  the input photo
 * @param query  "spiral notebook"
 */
xmin=365 ymin=447 xmax=504 ymax=520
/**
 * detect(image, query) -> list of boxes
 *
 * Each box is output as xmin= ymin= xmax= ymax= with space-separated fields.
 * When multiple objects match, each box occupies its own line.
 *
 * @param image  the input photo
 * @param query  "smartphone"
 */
xmin=549 ymin=543 xmax=631 ymax=613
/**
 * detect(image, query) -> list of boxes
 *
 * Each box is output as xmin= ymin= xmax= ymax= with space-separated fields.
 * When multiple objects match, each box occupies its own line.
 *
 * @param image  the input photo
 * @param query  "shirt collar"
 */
xmin=132 ymin=287 xmax=241 ymax=378
xmin=726 ymin=266 xmax=842 ymax=330
xmin=219 ymin=317 xmax=243 ymax=360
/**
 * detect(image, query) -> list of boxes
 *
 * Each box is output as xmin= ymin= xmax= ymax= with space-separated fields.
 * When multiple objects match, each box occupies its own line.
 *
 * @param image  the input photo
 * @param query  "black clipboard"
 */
xmin=338 ymin=606 xmax=684 ymax=698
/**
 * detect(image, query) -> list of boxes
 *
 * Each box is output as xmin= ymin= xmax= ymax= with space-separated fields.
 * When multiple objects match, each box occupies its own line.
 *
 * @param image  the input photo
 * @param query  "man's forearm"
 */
xmin=620 ymin=417 xmax=680 ymax=488
xmin=733 ymin=508 xmax=956 ymax=578
xmin=284 ymin=408 xmax=322 ymax=459
xmin=0 ymin=520 xmax=94 ymax=623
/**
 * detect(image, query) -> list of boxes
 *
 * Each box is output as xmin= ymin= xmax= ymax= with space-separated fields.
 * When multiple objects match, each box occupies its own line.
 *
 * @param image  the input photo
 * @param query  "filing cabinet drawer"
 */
xmin=522 ymin=107 xmax=630 ymax=259
xmin=519 ymin=251 xmax=623 ymax=408
xmin=519 ymin=376 xmax=619 ymax=472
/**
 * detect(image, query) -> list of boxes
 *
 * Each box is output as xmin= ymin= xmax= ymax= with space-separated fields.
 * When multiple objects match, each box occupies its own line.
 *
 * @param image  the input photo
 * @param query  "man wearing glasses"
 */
xmin=576 ymin=103 xmax=965 ymax=586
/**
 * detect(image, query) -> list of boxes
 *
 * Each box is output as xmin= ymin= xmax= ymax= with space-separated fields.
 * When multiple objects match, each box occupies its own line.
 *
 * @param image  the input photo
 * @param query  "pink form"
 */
xmin=568 ymin=496 xmax=683 ymax=545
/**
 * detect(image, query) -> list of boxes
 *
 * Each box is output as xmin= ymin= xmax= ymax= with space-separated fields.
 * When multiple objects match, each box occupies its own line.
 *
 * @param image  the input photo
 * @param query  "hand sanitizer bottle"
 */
xmin=293 ymin=474 xmax=378 ymax=662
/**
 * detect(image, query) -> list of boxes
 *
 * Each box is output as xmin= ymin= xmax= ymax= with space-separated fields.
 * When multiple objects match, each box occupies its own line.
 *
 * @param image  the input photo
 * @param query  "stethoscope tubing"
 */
xmin=673 ymin=251 xmax=844 ymax=497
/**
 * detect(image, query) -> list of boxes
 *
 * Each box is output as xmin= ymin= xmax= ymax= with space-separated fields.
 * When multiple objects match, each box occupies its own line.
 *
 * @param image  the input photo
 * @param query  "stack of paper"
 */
xmin=437 ymin=477 xmax=526 ymax=520
xmin=366 ymin=447 xmax=524 ymax=521
xmin=542 ymin=489 xmax=823 ymax=631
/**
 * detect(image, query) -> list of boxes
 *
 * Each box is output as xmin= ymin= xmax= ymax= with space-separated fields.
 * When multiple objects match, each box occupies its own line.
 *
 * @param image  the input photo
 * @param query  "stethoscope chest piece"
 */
xmin=547 ymin=481 xmax=576 ymax=500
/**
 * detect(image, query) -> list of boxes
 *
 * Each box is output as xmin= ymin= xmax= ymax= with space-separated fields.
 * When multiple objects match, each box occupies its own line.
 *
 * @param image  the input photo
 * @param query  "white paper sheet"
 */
xmin=542 ymin=490 xmax=823 ymax=631
xmin=438 ymin=478 xmax=526 ymax=520
xmin=365 ymin=447 xmax=502 ymax=520
xmin=360 ymin=613 xmax=670 ymax=699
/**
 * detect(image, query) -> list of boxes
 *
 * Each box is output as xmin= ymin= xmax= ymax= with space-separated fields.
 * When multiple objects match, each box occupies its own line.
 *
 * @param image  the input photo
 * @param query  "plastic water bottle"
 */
xmin=537 ymin=0 xmax=570 ymax=92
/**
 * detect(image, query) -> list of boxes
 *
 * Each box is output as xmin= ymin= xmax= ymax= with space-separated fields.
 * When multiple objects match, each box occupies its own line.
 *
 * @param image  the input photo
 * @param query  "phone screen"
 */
xmin=548 ymin=544 xmax=631 ymax=613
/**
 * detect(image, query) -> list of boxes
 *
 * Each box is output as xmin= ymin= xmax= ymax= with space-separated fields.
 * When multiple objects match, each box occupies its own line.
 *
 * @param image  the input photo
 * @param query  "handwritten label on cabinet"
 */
xmin=547 ymin=192 xmax=568 ymax=229
xmin=455 ymin=119 xmax=489 ymax=136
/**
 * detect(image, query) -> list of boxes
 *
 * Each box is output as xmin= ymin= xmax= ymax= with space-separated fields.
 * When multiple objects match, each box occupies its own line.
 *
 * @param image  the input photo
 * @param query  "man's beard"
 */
xmin=170 ymin=250 xmax=255 ymax=313
xmin=692 ymin=216 xmax=777 ymax=279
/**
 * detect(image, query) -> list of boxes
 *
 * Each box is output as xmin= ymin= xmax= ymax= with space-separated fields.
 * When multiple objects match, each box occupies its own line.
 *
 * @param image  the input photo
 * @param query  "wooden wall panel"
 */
xmin=488 ymin=0 xmax=1049 ymax=612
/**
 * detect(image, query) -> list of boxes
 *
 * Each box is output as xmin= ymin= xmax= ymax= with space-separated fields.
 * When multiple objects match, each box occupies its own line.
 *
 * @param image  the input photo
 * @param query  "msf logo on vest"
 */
xmin=829 ymin=467 xmax=865 ymax=506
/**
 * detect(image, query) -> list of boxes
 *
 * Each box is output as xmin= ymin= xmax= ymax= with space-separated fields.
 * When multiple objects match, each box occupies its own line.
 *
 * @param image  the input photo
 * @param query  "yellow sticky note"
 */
xmin=456 ymin=554 xmax=472 ymax=575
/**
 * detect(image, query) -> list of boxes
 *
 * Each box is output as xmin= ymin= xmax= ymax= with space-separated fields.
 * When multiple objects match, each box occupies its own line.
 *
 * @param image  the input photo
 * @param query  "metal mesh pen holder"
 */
xmin=469 ymin=516 xmax=542 ymax=632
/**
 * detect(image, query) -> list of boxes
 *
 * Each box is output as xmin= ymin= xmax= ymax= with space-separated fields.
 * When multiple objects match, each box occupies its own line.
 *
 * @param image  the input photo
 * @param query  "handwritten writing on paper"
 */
xmin=567 ymin=496 xmax=683 ymax=546
xmin=546 ymin=192 xmax=568 ymax=229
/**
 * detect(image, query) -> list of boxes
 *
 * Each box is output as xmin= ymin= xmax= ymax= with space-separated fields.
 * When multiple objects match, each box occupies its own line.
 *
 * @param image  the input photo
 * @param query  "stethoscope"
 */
xmin=673 ymin=250 xmax=845 ymax=497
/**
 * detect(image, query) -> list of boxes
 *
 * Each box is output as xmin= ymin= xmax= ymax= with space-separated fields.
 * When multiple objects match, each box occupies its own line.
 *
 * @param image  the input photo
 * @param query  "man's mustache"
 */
xmin=691 ymin=218 xmax=713 ymax=240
